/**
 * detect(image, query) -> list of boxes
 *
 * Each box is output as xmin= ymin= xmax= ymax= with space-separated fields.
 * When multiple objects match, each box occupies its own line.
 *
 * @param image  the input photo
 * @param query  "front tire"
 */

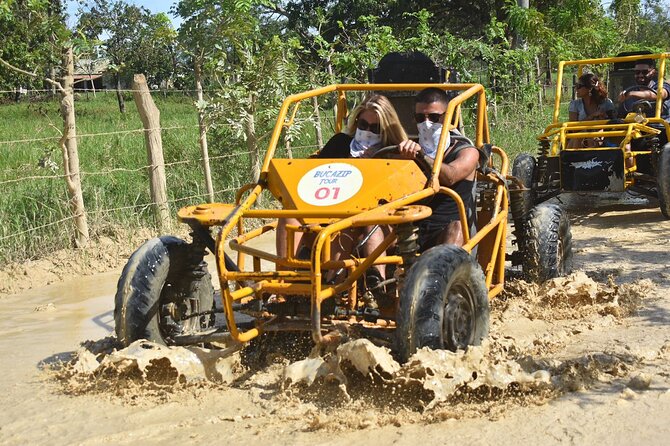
xmin=520 ymin=203 xmax=573 ymax=282
xmin=396 ymin=245 xmax=489 ymax=363
xmin=657 ymin=143 xmax=670 ymax=219
xmin=114 ymin=236 xmax=214 ymax=347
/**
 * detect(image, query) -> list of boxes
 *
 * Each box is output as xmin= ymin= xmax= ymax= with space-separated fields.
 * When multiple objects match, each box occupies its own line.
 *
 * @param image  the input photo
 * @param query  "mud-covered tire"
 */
xmin=510 ymin=153 xmax=537 ymax=224
xmin=396 ymin=245 xmax=489 ymax=363
xmin=657 ymin=143 xmax=670 ymax=219
xmin=114 ymin=236 xmax=214 ymax=347
xmin=520 ymin=203 xmax=573 ymax=282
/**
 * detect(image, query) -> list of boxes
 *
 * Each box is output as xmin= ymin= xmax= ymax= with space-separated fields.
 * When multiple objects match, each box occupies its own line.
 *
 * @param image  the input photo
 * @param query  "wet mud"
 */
xmin=2 ymin=207 xmax=670 ymax=444
xmin=46 ymin=272 xmax=654 ymax=425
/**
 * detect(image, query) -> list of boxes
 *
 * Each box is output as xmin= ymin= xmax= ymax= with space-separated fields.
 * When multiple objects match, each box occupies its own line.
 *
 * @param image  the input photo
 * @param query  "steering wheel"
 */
xmin=618 ymin=85 xmax=656 ymax=117
xmin=368 ymin=144 xmax=433 ymax=178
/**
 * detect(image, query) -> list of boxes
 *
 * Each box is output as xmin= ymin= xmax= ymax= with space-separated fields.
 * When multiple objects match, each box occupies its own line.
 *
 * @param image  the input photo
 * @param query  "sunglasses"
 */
xmin=356 ymin=118 xmax=381 ymax=134
xmin=634 ymin=69 xmax=651 ymax=75
xmin=574 ymin=83 xmax=587 ymax=89
xmin=414 ymin=112 xmax=446 ymax=123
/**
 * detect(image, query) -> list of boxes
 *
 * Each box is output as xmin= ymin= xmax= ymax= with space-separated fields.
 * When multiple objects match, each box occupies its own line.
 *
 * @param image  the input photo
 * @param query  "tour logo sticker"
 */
xmin=297 ymin=163 xmax=363 ymax=206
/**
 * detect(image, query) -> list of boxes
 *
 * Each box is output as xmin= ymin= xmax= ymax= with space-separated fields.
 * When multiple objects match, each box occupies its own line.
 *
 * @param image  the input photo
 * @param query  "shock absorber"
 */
xmin=536 ymin=138 xmax=550 ymax=192
xmin=396 ymin=222 xmax=419 ymax=269
xmin=180 ymin=230 xmax=211 ymax=324
xmin=394 ymin=221 xmax=419 ymax=294
xmin=187 ymin=230 xmax=209 ymax=281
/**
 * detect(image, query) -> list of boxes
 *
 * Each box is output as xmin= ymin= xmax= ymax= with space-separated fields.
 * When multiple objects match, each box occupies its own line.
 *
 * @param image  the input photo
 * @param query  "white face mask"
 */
xmin=350 ymin=128 xmax=382 ymax=157
xmin=417 ymin=120 xmax=447 ymax=158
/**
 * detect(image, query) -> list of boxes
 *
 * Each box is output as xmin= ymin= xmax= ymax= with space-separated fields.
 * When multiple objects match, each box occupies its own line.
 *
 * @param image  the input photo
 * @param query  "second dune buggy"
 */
xmin=515 ymin=52 xmax=670 ymax=221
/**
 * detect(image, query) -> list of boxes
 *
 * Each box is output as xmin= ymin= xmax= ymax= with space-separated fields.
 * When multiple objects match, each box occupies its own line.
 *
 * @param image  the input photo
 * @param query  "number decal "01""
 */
xmin=297 ymin=163 xmax=363 ymax=206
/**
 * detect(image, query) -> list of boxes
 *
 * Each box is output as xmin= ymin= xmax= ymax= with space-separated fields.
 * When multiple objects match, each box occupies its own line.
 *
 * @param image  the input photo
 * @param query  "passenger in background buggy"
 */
xmin=567 ymin=73 xmax=615 ymax=148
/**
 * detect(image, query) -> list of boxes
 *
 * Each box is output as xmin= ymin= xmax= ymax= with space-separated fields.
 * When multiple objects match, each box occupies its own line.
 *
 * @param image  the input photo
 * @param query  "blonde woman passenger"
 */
xmin=276 ymin=95 xmax=407 ymax=284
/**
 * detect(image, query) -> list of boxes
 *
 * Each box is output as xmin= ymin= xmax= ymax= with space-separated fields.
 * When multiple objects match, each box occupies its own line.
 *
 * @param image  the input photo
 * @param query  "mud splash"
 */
xmin=283 ymin=339 xmax=550 ymax=410
xmin=47 ymin=272 xmax=655 ymax=421
xmin=51 ymin=337 xmax=243 ymax=403
xmin=497 ymin=271 xmax=653 ymax=320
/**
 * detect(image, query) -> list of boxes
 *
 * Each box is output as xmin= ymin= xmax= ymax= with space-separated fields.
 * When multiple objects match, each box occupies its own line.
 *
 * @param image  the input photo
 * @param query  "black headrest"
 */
xmin=368 ymin=51 xmax=446 ymax=84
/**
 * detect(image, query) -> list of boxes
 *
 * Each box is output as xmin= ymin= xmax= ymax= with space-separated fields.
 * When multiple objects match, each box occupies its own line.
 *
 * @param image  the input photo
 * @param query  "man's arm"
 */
xmin=426 ymin=146 xmax=480 ymax=186
xmin=397 ymin=139 xmax=479 ymax=186
xmin=619 ymin=86 xmax=669 ymax=102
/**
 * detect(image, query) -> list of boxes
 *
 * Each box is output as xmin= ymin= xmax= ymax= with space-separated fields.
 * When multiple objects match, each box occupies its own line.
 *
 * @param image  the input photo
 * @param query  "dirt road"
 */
xmin=1 ymin=202 xmax=669 ymax=445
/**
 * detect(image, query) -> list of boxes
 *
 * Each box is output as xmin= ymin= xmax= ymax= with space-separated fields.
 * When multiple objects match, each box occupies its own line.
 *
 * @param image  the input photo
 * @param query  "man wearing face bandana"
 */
xmin=618 ymin=59 xmax=670 ymax=123
xmin=397 ymin=87 xmax=480 ymax=250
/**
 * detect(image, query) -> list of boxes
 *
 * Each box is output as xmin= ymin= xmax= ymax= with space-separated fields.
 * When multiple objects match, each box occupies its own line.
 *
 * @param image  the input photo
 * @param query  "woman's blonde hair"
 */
xmin=345 ymin=94 xmax=408 ymax=146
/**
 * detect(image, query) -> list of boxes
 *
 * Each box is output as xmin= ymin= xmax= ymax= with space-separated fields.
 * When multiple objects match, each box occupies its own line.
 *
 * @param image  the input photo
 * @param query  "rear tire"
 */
xmin=510 ymin=154 xmax=537 ymax=265
xmin=520 ymin=203 xmax=573 ymax=282
xmin=510 ymin=153 xmax=537 ymax=223
xmin=396 ymin=245 xmax=489 ymax=363
xmin=114 ymin=236 xmax=214 ymax=347
xmin=657 ymin=143 xmax=670 ymax=219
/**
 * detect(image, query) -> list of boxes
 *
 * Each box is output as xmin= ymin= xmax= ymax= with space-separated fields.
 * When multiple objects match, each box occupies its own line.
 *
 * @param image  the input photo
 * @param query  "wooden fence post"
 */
xmin=132 ymin=74 xmax=170 ymax=231
xmin=60 ymin=47 xmax=89 ymax=247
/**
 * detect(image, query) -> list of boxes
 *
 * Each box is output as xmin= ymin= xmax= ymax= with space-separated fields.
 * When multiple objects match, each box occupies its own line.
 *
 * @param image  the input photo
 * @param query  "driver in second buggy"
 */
xmin=618 ymin=59 xmax=670 ymax=128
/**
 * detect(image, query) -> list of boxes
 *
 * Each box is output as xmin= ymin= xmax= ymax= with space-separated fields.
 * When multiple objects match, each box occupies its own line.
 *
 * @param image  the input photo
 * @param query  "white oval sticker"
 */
xmin=297 ymin=162 xmax=363 ymax=206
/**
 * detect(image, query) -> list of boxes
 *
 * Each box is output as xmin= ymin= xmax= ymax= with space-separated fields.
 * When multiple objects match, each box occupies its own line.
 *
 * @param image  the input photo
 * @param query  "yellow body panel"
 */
xmin=266 ymin=158 xmax=428 ymax=217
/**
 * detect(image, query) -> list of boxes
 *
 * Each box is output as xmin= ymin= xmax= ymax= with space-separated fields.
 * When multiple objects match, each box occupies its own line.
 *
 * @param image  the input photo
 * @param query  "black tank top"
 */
xmin=422 ymin=134 xmax=477 ymax=226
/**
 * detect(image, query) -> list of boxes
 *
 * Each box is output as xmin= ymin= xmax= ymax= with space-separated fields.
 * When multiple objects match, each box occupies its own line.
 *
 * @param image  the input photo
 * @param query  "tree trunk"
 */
xmin=491 ymin=77 xmax=499 ymax=122
xmin=195 ymin=61 xmax=214 ymax=202
xmin=50 ymin=66 xmax=57 ymax=97
xmin=132 ymin=74 xmax=170 ymax=231
xmin=90 ymin=73 xmax=96 ymax=98
xmin=536 ymin=56 xmax=543 ymax=108
xmin=246 ymin=94 xmax=260 ymax=183
xmin=116 ymin=73 xmax=126 ymax=114
xmin=284 ymin=132 xmax=293 ymax=159
xmin=513 ymin=0 xmax=529 ymax=49
xmin=60 ymin=47 xmax=89 ymax=248
xmin=545 ymin=57 xmax=552 ymax=85
xmin=312 ymin=94 xmax=323 ymax=149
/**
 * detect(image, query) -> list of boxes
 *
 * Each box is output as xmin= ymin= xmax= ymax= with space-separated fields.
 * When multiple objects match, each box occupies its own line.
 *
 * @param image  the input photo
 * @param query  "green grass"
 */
xmin=0 ymin=93 xmax=238 ymax=264
xmin=0 ymin=91 xmax=566 ymax=266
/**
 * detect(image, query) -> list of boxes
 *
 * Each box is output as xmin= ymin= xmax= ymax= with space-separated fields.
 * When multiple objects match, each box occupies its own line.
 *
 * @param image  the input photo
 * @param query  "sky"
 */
xmin=65 ymin=0 xmax=183 ymax=28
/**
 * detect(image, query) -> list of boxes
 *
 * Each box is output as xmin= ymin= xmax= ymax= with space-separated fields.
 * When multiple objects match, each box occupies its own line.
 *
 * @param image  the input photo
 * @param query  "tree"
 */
xmin=611 ymin=0 xmax=641 ymax=41
xmin=616 ymin=0 xmax=670 ymax=52
xmin=0 ymin=2 xmax=90 ymax=248
xmin=208 ymin=34 xmax=304 ymax=184
xmin=0 ymin=0 xmax=66 ymax=91
xmin=130 ymin=12 xmax=177 ymax=88
xmin=174 ymin=0 xmax=257 ymax=201
xmin=76 ymin=0 xmax=176 ymax=112
xmin=175 ymin=1 xmax=302 ymax=192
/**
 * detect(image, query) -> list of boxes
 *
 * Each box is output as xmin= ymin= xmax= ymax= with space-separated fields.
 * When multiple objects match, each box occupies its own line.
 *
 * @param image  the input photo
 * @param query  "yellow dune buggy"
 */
xmin=514 ymin=52 xmax=670 ymax=224
xmin=114 ymin=59 xmax=573 ymax=362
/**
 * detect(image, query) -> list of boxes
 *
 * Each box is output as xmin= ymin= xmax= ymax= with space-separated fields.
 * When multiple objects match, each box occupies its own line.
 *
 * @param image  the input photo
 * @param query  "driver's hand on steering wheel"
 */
xmin=397 ymin=139 xmax=422 ymax=159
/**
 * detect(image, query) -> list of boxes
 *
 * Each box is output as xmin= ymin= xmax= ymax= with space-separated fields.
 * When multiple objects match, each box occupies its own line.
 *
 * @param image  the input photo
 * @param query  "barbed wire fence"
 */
xmin=0 ymin=81 xmax=330 ymax=265
xmin=0 ymin=75 xmax=575 ymax=266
